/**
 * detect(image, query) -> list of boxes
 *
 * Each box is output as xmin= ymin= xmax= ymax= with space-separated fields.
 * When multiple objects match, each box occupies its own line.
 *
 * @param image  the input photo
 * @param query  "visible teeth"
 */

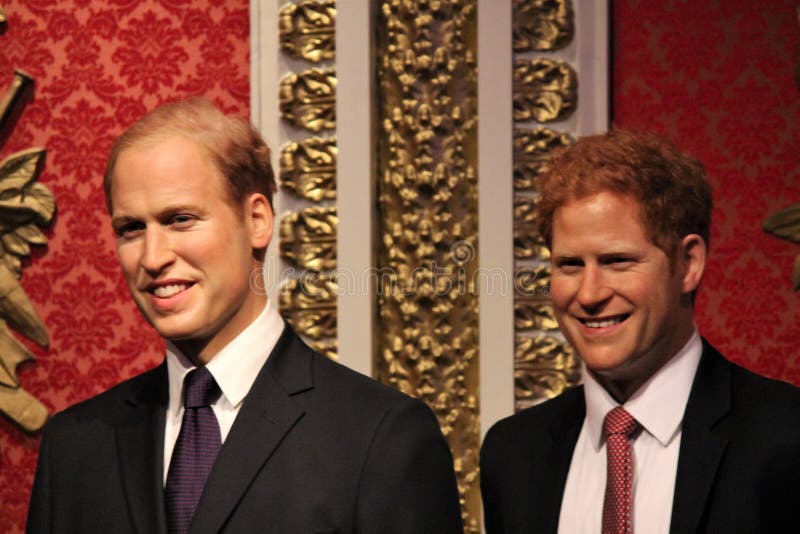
xmin=584 ymin=317 xmax=623 ymax=328
xmin=153 ymin=284 xmax=188 ymax=298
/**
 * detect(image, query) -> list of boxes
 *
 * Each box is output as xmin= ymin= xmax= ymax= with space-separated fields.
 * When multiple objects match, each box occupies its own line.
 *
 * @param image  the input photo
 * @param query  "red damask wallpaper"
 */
xmin=613 ymin=0 xmax=800 ymax=382
xmin=0 ymin=0 xmax=249 ymax=530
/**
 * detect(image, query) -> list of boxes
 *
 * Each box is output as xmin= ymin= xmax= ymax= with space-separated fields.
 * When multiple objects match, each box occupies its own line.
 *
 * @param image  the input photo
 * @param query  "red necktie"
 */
xmin=602 ymin=406 xmax=641 ymax=534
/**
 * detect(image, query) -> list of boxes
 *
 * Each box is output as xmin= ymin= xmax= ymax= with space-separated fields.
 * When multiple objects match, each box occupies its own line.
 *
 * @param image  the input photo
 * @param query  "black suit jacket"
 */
xmin=28 ymin=327 xmax=463 ymax=533
xmin=480 ymin=340 xmax=800 ymax=533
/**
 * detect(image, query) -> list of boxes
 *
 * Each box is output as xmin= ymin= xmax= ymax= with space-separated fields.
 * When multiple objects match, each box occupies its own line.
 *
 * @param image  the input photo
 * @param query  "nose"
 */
xmin=141 ymin=226 xmax=175 ymax=275
xmin=575 ymin=265 xmax=613 ymax=311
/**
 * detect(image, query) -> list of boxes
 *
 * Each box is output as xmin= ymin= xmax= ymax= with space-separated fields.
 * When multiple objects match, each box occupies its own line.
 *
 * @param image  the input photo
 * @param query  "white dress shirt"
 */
xmin=558 ymin=330 xmax=703 ymax=534
xmin=162 ymin=298 xmax=285 ymax=484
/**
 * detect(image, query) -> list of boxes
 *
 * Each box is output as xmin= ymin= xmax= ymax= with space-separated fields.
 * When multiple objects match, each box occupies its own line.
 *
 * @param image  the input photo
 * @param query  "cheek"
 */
xmin=549 ymin=277 xmax=572 ymax=311
xmin=115 ymin=246 xmax=140 ymax=279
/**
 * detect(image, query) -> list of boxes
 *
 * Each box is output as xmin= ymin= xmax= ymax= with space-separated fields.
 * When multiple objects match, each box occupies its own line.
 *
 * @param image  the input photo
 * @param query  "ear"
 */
xmin=244 ymin=193 xmax=273 ymax=250
xmin=678 ymin=234 xmax=706 ymax=293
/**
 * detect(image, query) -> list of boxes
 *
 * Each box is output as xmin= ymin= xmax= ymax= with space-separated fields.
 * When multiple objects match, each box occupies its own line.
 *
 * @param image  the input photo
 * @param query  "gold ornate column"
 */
xmin=512 ymin=0 xmax=581 ymax=411
xmin=277 ymin=1 xmax=338 ymax=360
xmin=376 ymin=2 xmax=480 ymax=531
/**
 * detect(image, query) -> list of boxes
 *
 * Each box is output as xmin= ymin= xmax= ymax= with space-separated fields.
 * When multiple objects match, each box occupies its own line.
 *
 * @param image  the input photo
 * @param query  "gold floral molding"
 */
xmin=513 ymin=58 xmax=577 ymax=123
xmin=279 ymin=0 xmax=336 ymax=63
xmin=0 ymin=69 xmax=56 ymax=433
xmin=512 ymin=0 xmax=574 ymax=52
xmin=280 ymin=136 xmax=337 ymax=202
xmin=377 ymin=1 xmax=480 ymax=531
xmin=279 ymin=68 xmax=337 ymax=132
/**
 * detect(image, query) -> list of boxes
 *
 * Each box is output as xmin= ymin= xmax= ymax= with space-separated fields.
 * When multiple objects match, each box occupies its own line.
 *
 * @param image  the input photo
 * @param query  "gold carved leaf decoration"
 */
xmin=513 ymin=127 xmax=573 ymax=192
xmin=763 ymin=203 xmax=800 ymax=290
xmin=514 ymin=300 xmax=559 ymax=332
xmin=513 ymin=195 xmax=549 ymax=261
xmin=513 ymin=58 xmax=577 ymax=123
xmin=279 ymin=68 xmax=337 ymax=132
xmin=279 ymin=0 xmax=336 ymax=63
xmin=280 ymin=136 xmax=337 ymax=202
xmin=0 ymin=6 xmax=5 ymax=24
xmin=279 ymin=275 xmax=338 ymax=342
xmin=514 ymin=334 xmax=580 ymax=411
xmin=0 ymin=67 xmax=55 ymax=432
xmin=377 ymin=0 xmax=480 ymax=530
xmin=279 ymin=206 xmax=337 ymax=271
xmin=512 ymin=0 xmax=574 ymax=52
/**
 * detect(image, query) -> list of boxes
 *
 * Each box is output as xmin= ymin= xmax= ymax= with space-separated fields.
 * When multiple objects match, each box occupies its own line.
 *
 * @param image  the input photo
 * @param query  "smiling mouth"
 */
xmin=152 ymin=283 xmax=193 ymax=298
xmin=579 ymin=314 xmax=629 ymax=328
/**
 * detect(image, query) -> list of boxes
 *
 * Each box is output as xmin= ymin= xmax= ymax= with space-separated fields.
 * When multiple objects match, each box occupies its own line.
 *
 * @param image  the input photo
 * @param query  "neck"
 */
xmin=174 ymin=293 xmax=268 ymax=366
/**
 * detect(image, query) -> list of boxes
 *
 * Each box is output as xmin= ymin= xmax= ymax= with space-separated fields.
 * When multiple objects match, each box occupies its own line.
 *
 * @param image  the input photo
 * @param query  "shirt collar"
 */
xmin=166 ymin=298 xmax=285 ymax=415
xmin=583 ymin=328 xmax=703 ymax=450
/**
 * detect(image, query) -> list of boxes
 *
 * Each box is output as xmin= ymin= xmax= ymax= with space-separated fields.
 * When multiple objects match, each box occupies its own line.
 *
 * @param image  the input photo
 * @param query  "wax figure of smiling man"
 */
xmin=27 ymin=98 xmax=463 ymax=534
xmin=480 ymin=129 xmax=800 ymax=534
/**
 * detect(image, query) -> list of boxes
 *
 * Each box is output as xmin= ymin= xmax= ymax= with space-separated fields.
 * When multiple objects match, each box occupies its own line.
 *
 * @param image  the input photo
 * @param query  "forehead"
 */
xmin=110 ymin=136 xmax=230 ymax=215
xmin=552 ymin=192 xmax=651 ymax=250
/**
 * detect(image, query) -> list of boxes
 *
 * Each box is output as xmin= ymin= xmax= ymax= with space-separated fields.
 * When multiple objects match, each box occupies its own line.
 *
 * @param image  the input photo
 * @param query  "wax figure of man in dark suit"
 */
xmin=27 ymin=98 xmax=463 ymax=534
xmin=480 ymin=129 xmax=800 ymax=533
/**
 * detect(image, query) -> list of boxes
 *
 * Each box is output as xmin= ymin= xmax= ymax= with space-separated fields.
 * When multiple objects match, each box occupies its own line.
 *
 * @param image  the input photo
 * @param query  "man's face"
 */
xmin=550 ymin=191 xmax=699 ymax=396
xmin=110 ymin=136 xmax=271 ymax=360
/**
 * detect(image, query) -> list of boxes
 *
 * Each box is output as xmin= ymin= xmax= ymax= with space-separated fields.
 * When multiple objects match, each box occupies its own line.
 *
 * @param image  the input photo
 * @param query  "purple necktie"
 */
xmin=165 ymin=367 xmax=222 ymax=534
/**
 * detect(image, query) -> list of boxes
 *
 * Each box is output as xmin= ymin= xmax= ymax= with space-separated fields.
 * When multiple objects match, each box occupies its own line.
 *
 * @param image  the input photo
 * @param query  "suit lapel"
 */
xmin=530 ymin=388 xmax=585 ymax=533
xmin=191 ymin=327 xmax=310 ymax=534
xmin=115 ymin=363 xmax=169 ymax=534
xmin=670 ymin=341 xmax=731 ymax=533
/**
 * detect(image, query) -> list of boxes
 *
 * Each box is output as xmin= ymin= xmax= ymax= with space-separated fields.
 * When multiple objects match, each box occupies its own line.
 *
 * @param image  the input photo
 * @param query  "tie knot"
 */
xmin=183 ymin=367 xmax=221 ymax=409
xmin=604 ymin=406 xmax=640 ymax=437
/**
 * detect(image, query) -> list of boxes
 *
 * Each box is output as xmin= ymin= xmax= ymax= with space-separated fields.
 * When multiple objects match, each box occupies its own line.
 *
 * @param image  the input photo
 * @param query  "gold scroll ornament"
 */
xmin=279 ymin=206 xmax=337 ymax=272
xmin=513 ymin=194 xmax=549 ymax=261
xmin=512 ymin=0 xmax=574 ymax=52
xmin=514 ymin=333 xmax=579 ymax=411
xmin=513 ymin=127 xmax=572 ymax=192
xmin=279 ymin=68 xmax=337 ymax=133
xmin=513 ymin=58 xmax=577 ymax=123
xmin=279 ymin=0 xmax=336 ymax=63
xmin=280 ymin=136 xmax=337 ymax=202
xmin=377 ymin=0 xmax=480 ymax=531
xmin=279 ymin=275 xmax=338 ymax=360
xmin=0 ymin=71 xmax=56 ymax=432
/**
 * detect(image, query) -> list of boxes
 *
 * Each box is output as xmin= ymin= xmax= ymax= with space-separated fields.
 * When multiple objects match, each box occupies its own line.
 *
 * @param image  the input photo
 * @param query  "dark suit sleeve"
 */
xmin=479 ymin=423 xmax=505 ymax=534
xmin=354 ymin=397 xmax=464 ymax=534
xmin=27 ymin=417 xmax=54 ymax=534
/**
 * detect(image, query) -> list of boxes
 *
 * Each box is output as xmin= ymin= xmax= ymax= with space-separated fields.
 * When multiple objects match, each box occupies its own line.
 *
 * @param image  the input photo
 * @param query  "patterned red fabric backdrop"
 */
xmin=613 ymin=0 xmax=800 ymax=383
xmin=0 ymin=0 xmax=249 ymax=530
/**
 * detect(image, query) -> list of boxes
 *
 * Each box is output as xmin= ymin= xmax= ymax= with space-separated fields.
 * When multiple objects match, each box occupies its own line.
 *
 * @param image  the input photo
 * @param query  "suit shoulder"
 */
xmin=311 ymin=352 xmax=420 ymax=409
xmin=729 ymin=360 xmax=800 ymax=416
xmin=483 ymin=386 xmax=583 ymax=450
